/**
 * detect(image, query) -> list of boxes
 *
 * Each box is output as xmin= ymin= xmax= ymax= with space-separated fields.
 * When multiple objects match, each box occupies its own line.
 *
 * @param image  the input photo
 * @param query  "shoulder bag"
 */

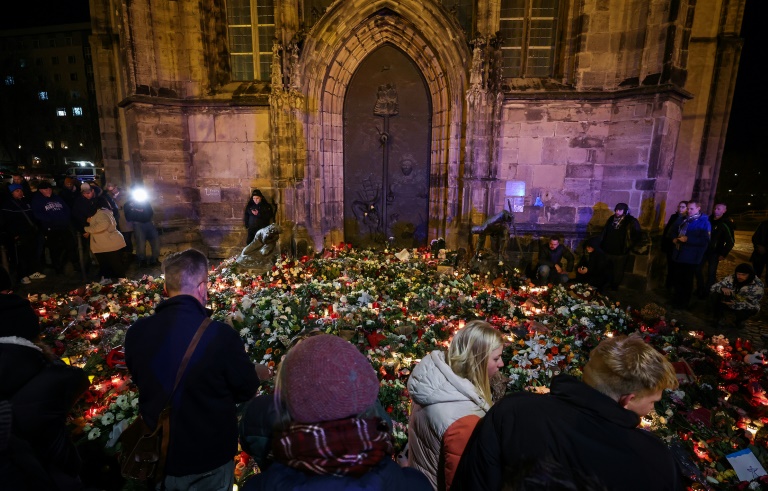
xmin=119 ymin=317 xmax=212 ymax=482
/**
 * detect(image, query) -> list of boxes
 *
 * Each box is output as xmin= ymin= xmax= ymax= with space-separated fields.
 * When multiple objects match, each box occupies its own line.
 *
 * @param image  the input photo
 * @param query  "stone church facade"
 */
xmin=89 ymin=0 xmax=744 ymax=264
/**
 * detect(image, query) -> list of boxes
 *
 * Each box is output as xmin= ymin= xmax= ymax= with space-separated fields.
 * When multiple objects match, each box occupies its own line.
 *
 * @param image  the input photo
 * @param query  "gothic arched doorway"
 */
xmin=343 ymin=45 xmax=432 ymax=249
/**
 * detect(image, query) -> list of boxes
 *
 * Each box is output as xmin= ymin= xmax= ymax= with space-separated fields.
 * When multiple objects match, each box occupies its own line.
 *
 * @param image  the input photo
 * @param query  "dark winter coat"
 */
xmin=70 ymin=195 xmax=98 ymax=233
xmin=672 ymin=214 xmax=711 ymax=265
xmin=244 ymin=458 xmax=431 ymax=491
xmin=244 ymin=200 xmax=274 ymax=231
xmin=123 ymin=199 xmax=154 ymax=223
xmin=0 ymin=294 xmax=89 ymax=491
xmin=752 ymin=220 xmax=768 ymax=260
xmin=239 ymin=394 xmax=279 ymax=471
xmin=536 ymin=242 xmax=574 ymax=272
xmin=31 ymin=193 xmax=71 ymax=231
xmin=124 ymin=295 xmax=261 ymax=477
xmin=452 ymin=375 xmax=684 ymax=491
xmin=1 ymin=197 xmax=38 ymax=237
xmin=707 ymin=215 xmax=735 ymax=256
xmin=600 ymin=214 xmax=642 ymax=255
xmin=576 ymin=243 xmax=612 ymax=289
xmin=661 ymin=212 xmax=684 ymax=253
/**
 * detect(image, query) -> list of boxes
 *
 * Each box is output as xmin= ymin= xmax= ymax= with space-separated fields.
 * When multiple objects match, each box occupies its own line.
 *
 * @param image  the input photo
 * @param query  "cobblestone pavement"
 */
xmin=14 ymin=230 xmax=767 ymax=347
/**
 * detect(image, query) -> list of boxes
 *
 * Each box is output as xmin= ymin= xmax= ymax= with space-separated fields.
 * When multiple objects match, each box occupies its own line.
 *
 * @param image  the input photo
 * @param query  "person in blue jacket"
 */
xmin=670 ymin=200 xmax=711 ymax=309
xmin=244 ymin=334 xmax=431 ymax=491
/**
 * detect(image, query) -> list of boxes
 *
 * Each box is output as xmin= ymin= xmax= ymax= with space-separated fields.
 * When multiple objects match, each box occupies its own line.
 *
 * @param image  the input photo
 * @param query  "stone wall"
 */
xmin=87 ymin=0 xmax=745 ymax=278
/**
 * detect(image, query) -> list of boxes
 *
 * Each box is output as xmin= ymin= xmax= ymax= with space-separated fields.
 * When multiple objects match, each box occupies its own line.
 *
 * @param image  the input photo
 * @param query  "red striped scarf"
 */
xmin=274 ymin=417 xmax=394 ymax=477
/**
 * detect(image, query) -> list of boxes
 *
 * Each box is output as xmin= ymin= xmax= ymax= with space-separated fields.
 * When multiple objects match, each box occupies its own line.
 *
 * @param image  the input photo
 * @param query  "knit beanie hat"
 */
xmin=8 ymin=184 xmax=22 ymax=193
xmin=81 ymin=183 xmax=92 ymax=192
xmin=736 ymin=263 xmax=755 ymax=275
xmin=0 ymin=293 xmax=41 ymax=341
xmin=614 ymin=203 xmax=629 ymax=213
xmin=281 ymin=334 xmax=380 ymax=423
xmin=251 ymin=189 xmax=265 ymax=199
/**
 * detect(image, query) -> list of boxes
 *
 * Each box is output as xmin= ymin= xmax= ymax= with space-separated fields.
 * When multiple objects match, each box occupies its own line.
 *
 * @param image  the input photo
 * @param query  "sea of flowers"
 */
xmin=28 ymin=244 xmax=768 ymax=489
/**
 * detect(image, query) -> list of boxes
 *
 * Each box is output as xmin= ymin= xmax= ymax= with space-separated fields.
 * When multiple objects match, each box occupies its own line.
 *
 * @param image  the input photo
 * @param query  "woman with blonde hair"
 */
xmin=407 ymin=320 xmax=505 ymax=490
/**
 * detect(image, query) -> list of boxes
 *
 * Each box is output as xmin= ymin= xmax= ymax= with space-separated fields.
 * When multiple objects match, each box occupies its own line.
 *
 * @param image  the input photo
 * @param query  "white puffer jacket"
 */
xmin=407 ymin=350 xmax=490 ymax=490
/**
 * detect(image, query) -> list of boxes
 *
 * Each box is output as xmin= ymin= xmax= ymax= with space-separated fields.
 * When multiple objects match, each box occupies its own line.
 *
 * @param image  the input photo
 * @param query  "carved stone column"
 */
xmin=269 ymin=40 xmax=308 ymax=254
xmin=462 ymin=35 xmax=505 ymax=248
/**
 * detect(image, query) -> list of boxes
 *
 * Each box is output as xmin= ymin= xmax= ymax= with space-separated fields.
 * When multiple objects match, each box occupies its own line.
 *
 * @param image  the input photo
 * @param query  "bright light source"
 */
xmin=132 ymin=188 xmax=149 ymax=202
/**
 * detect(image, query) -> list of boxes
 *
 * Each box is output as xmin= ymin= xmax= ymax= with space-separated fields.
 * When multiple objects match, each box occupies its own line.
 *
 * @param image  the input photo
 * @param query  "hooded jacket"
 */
xmin=407 ymin=350 xmax=490 ymax=490
xmin=0 ymin=293 xmax=89 ymax=490
xmin=710 ymin=274 xmax=764 ymax=311
xmin=84 ymin=208 xmax=126 ymax=253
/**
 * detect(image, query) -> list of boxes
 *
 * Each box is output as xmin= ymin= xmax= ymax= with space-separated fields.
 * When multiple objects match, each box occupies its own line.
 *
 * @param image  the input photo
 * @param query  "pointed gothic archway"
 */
xmin=343 ymin=45 xmax=432 ymax=248
xmin=295 ymin=3 xmax=470 ymax=248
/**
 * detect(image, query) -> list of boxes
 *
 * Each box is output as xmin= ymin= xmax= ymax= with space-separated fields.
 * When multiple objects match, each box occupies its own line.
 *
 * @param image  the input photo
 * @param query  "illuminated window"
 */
xmin=46 ymin=141 xmax=54 ymax=149
xmin=19 ymin=58 xmax=26 ymax=68
xmin=4 ymin=76 xmax=13 ymax=85
xmin=227 ymin=0 xmax=275 ymax=81
xmin=39 ymin=91 xmax=48 ymax=100
xmin=499 ymin=0 xmax=560 ymax=78
xmin=72 ymin=106 xmax=83 ymax=116
xmin=56 ymin=108 xmax=67 ymax=116
xmin=61 ymin=141 xmax=68 ymax=149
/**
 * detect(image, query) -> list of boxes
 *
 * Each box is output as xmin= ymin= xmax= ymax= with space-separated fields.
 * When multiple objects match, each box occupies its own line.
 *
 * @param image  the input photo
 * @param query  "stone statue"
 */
xmin=271 ymin=41 xmax=283 ymax=89
xmin=236 ymin=224 xmax=281 ymax=272
xmin=471 ymin=210 xmax=513 ymax=257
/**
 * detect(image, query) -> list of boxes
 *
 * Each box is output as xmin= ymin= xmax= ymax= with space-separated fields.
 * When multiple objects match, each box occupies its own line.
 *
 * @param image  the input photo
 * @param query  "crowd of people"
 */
xmin=3 ymin=188 xmax=768 ymax=490
xmin=0 ymin=172 xmax=158 ymax=286
xmin=529 ymin=200 xmax=764 ymax=332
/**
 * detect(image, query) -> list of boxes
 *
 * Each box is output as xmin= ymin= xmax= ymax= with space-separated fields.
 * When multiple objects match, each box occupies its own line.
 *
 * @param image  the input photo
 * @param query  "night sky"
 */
xmin=2 ymin=0 xmax=765 ymax=212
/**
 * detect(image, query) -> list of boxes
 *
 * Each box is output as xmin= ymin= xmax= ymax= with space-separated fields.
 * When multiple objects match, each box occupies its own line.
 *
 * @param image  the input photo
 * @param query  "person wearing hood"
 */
xmin=245 ymin=333 xmax=430 ymax=491
xmin=599 ymin=203 xmax=642 ymax=290
xmin=0 ymin=266 xmax=90 ymax=490
xmin=244 ymin=189 xmax=274 ymax=244
xmin=408 ymin=321 xmax=505 ymax=490
xmin=710 ymin=263 xmax=764 ymax=329
xmin=575 ymin=237 xmax=612 ymax=292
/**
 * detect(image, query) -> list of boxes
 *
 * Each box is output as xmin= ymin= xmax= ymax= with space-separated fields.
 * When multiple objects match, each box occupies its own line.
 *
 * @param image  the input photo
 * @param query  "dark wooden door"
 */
xmin=343 ymin=45 xmax=431 ymax=249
